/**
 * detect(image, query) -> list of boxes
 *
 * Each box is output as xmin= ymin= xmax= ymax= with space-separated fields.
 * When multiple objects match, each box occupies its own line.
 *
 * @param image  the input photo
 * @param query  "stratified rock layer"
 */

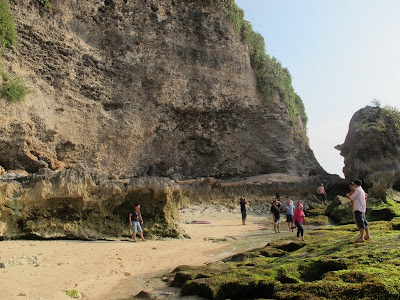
xmin=0 ymin=166 xmax=342 ymax=240
xmin=0 ymin=0 xmax=323 ymax=179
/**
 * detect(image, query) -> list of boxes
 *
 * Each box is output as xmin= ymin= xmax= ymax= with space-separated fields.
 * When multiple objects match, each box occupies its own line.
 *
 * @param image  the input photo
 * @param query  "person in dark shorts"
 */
xmin=347 ymin=179 xmax=371 ymax=243
xmin=271 ymin=199 xmax=281 ymax=233
xmin=129 ymin=203 xmax=146 ymax=242
xmin=283 ymin=197 xmax=294 ymax=232
xmin=239 ymin=197 xmax=247 ymax=225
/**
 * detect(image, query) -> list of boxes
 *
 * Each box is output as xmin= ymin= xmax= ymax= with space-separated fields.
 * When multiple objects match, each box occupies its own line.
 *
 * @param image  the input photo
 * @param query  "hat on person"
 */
xmin=353 ymin=179 xmax=362 ymax=186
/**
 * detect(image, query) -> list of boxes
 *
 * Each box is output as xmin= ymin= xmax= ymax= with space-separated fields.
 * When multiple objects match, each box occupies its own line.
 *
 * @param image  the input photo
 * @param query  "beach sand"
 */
xmin=0 ymin=208 xmax=294 ymax=299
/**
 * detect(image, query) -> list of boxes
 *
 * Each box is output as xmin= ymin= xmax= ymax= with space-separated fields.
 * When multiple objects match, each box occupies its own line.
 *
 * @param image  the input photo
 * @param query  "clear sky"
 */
xmin=235 ymin=0 xmax=400 ymax=177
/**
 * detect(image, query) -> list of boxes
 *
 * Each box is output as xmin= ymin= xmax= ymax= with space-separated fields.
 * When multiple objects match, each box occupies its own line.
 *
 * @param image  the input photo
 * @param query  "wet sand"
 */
xmin=0 ymin=209 xmax=296 ymax=299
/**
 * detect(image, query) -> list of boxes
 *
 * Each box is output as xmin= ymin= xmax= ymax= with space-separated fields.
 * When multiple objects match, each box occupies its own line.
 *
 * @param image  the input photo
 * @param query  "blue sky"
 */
xmin=235 ymin=0 xmax=400 ymax=177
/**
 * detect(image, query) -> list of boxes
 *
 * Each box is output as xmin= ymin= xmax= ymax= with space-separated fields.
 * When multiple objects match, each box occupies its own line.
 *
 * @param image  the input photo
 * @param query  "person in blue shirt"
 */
xmin=283 ymin=197 xmax=294 ymax=232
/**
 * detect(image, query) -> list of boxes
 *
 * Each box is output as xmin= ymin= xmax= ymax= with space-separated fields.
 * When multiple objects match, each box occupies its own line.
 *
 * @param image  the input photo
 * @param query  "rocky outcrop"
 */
xmin=336 ymin=105 xmax=400 ymax=192
xmin=325 ymin=190 xmax=400 ymax=225
xmin=0 ymin=0 xmax=324 ymax=179
xmin=0 ymin=165 xmax=343 ymax=240
xmin=0 ymin=165 xmax=183 ymax=240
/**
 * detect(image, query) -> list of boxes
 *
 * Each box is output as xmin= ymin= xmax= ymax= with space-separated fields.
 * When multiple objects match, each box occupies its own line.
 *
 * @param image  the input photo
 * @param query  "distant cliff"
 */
xmin=0 ymin=0 xmax=324 ymax=179
xmin=336 ymin=104 xmax=400 ymax=192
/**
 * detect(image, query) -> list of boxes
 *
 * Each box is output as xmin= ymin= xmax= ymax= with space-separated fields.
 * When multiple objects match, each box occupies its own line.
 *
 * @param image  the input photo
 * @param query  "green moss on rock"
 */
xmin=171 ymin=221 xmax=400 ymax=299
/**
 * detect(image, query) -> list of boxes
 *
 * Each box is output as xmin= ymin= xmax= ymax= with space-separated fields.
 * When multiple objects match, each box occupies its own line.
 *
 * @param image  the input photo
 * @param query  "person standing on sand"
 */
xmin=239 ymin=197 xmax=247 ymax=225
xmin=293 ymin=202 xmax=305 ymax=241
xmin=317 ymin=183 xmax=328 ymax=205
xmin=347 ymin=179 xmax=371 ymax=243
xmin=129 ymin=203 xmax=146 ymax=242
xmin=283 ymin=197 xmax=294 ymax=232
xmin=271 ymin=199 xmax=281 ymax=233
xmin=275 ymin=188 xmax=281 ymax=200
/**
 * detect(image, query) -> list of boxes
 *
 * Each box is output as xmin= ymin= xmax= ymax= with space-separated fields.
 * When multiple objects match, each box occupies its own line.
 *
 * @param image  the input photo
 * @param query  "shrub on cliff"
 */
xmin=0 ymin=70 xmax=33 ymax=103
xmin=36 ymin=0 xmax=51 ymax=9
xmin=0 ymin=0 xmax=18 ymax=48
xmin=0 ymin=0 xmax=32 ymax=103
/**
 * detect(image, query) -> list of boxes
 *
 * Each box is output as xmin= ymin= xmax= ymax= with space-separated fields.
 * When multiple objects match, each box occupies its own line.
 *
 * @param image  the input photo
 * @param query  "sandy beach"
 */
xmin=0 ymin=208 xmax=295 ymax=300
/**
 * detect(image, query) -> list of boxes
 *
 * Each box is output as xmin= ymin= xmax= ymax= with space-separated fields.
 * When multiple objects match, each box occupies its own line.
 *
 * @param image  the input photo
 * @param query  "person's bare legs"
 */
xmin=364 ymin=227 xmax=371 ymax=240
xmin=132 ymin=234 xmax=138 ymax=242
xmin=355 ymin=228 xmax=365 ymax=242
xmin=139 ymin=232 xmax=146 ymax=241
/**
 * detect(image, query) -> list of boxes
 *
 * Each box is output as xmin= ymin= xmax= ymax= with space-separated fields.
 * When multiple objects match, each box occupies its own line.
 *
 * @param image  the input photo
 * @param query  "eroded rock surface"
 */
xmin=336 ymin=105 xmax=400 ymax=192
xmin=0 ymin=0 xmax=324 ymax=179
xmin=0 ymin=165 xmax=182 ymax=240
xmin=0 ymin=166 xmax=342 ymax=240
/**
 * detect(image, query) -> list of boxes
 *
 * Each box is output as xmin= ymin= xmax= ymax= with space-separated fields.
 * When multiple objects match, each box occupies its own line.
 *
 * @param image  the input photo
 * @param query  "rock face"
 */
xmin=336 ymin=105 xmax=400 ymax=191
xmin=0 ymin=1 xmax=337 ymax=240
xmin=0 ymin=166 xmax=341 ymax=240
xmin=0 ymin=165 xmax=183 ymax=239
xmin=0 ymin=0 xmax=324 ymax=179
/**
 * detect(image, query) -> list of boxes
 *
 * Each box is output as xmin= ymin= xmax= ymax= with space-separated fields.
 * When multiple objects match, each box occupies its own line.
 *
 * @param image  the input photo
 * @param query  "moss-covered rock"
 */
xmin=325 ymin=196 xmax=353 ymax=224
xmin=326 ymin=192 xmax=400 ymax=225
xmin=171 ymin=221 xmax=400 ymax=299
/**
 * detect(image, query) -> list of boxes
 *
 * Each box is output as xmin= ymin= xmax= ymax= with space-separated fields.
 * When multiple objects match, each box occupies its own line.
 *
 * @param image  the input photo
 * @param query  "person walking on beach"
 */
xmin=293 ymin=202 xmax=305 ymax=241
xmin=271 ymin=199 xmax=281 ymax=233
xmin=316 ymin=183 xmax=328 ymax=205
xmin=283 ymin=197 xmax=294 ymax=232
xmin=129 ymin=203 xmax=146 ymax=242
xmin=347 ymin=179 xmax=371 ymax=243
xmin=239 ymin=197 xmax=247 ymax=225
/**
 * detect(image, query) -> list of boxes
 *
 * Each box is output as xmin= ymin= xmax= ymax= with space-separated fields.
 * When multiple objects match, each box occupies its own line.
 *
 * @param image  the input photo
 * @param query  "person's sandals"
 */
xmin=364 ymin=235 xmax=372 ymax=240
xmin=354 ymin=238 xmax=365 ymax=243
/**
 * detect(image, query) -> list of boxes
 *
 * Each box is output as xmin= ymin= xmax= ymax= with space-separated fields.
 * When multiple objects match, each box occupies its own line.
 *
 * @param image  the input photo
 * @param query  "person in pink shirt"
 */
xmin=293 ymin=202 xmax=306 ymax=241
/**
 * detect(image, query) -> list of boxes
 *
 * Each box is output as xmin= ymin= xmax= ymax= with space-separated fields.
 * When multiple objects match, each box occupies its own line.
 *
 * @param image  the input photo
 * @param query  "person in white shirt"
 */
xmin=348 ymin=179 xmax=371 ymax=243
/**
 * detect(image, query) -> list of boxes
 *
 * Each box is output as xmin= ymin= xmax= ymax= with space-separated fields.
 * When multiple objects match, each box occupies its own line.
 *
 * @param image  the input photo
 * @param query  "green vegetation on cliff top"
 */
xmin=205 ymin=0 xmax=308 ymax=139
xmin=172 ymin=218 xmax=400 ymax=299
xmin=356 ymin=101 xmax=400 ymax=136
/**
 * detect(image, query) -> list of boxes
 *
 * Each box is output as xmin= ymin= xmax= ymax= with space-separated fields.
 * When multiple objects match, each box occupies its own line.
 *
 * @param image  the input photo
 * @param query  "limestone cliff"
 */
xmin=0 ymin=0 xmax=324 ymax=179
xmin=336 ymin=105 xmax=400 ymax=193
xmin=0 ymin=0 xmax=336 ymax=240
